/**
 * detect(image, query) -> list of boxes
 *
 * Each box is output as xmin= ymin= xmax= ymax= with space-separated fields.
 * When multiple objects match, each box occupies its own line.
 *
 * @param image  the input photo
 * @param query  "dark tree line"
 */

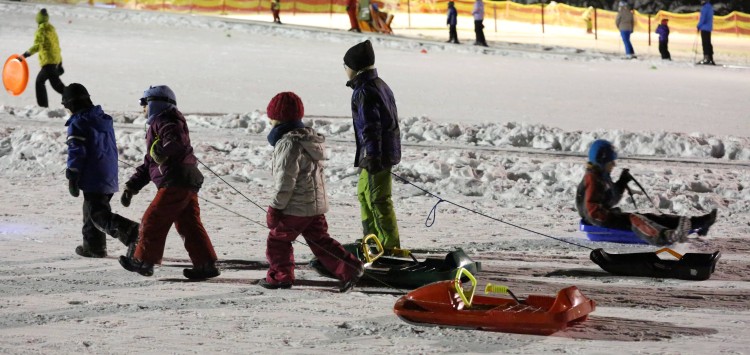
xmin=511 ymin=1 xmax=749 ymax=15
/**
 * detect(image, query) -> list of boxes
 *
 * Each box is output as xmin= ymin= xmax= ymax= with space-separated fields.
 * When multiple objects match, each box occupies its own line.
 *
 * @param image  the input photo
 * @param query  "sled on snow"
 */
xmin=590 ymin=247 xmax=720 ymax=281
xmin=393 ymin=268 xmax=596 ymax=335
xmin=579 ymin=219 xmax=648 ymax=244
xmin=309 ymin=234 xmax=481 ymax=289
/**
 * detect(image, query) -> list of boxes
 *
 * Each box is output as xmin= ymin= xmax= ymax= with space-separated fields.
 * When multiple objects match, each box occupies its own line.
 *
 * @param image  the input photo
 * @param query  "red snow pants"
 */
xmin=265 ymin=214 xmax=362 ymax=284
xmin=135 ymin=187 xmax=217 ymax=265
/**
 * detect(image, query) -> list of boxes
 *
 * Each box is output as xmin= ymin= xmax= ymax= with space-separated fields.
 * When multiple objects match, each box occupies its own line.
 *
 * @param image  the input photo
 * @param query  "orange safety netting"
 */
xmin=52 ymin=0 xmax=750 ymax=37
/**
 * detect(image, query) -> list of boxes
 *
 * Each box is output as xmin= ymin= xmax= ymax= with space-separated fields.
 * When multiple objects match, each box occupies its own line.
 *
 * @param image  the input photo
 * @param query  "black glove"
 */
xmin=120 ymin=188 xmax=137 ymax=207
xmin=618 ymin=168 xmax=633 ymax=184
xmin=56 ymin=62 xmax=64 ymax=76
xmin=361 ymin=156 xmax=383 ymax=174
xmin=346 ymin=5 xmax=350 ymax=10
xmin=22 ymin=51 xmax=30 ymax=58
xmin=65 ymin=169 xmax=79 ymax=197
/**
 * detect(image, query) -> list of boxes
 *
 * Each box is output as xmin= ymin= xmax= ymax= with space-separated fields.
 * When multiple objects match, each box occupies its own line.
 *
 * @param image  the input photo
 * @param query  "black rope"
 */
xmin=392 ymin=172 xmax=595 ymax=251
xmin=625 ymin=184 xmax=638 ymax=211
xmin=196 ymin=158 xmax=266 ymax=214
xmin=631 ymin=175 xmax=662 ymax=214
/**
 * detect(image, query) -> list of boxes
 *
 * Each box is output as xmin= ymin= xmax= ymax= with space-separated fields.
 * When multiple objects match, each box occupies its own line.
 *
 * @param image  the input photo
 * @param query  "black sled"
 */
xmin=590 ymin=247 xmax=720 ymax=281
xmin=310 ymin=235 xmax=481 ymax=289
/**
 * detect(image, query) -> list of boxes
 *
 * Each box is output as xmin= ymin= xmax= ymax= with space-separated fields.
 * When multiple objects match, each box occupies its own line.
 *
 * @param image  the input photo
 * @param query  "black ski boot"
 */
xmin=75 ymin=245 xmax=107 ymax=258
xmin=119 ymin=255 xmax=154 ymax=277
xmin=183 ymin=262 xmax=221 ymax=280
xmin=692 ymin=209 xmax=718 ymax=236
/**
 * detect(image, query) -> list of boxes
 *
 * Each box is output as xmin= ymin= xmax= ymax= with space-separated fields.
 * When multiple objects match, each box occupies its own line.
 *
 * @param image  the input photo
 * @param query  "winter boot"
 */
xmin=339 ymin=264 xmax=365 ymax=293
xmin=663 ymin=216 xmax=691 ymax=244
xmin=691 ymin=209 xmax=718 ymax=236
xmin=258 ymin=278 xmax=292 ymax=289
xmin=183 ymin=262 xmax=221 ymax=280
xmin=119 ymin=255 xmax=154 ymax=277
xmin=75 ymin=245 xmax=107 ymax=258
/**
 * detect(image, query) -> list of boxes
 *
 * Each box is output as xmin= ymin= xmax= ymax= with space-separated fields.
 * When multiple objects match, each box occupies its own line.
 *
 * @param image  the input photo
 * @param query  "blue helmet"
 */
xmin=588 ymin=139 xmax=617 ymax=167
xmin=141 ymin=85 xmax=176 ymax=121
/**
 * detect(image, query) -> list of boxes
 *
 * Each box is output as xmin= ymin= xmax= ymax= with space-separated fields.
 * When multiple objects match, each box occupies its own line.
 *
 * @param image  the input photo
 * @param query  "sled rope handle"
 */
xmin=655 ymin=248 xmax=683 ymax=259
xmin=485 ymin=283 xmax=521 ymax=304
xmin=361 ymin=234 xmax=385 ymax=264
xmin=392 ymin=172 xmax=595 ymax=251
xmin=453 ymin=267 xmax=477 ymax=308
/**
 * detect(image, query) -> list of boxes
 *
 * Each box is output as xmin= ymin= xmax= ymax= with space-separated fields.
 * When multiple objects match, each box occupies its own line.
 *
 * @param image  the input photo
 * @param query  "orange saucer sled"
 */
xmin=393 ymin=268 xmax=596 ymax=335
xmin=3 ymin=54 xmax=29 ymax=96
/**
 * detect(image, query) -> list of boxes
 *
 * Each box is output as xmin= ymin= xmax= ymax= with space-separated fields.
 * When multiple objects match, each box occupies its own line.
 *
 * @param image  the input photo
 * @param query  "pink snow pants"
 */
xmin=265 ymin=214 xmax=362 ymax=284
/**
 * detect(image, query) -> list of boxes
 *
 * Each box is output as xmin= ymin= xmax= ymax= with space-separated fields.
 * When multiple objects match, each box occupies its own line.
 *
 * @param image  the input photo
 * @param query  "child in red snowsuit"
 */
xmin=118 ymin=85 xmax=219 ymax=279
xmin=575 ymin=139 xmax=717 ymax=246
xmin=259 ymin=92 xmax=364 ymax=292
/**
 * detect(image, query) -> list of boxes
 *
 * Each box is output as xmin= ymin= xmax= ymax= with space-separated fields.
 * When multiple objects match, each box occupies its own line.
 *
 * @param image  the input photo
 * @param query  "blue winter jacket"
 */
xmin=447 ymin=5 xmax=457 ymax=26
xmin=697 ymin=2 xmax=713 ymax=32
xmin=65 ymin=105 xmax=119 ymax=194
xmin=347 ymin=69 xmax=401 ymax=168
xmin=655 ymin=24 xmax=669 ymax=42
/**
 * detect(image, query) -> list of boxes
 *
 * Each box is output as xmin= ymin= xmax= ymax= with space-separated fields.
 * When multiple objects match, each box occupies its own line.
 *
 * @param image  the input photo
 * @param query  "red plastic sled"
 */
xmin=3 ymin=54 xmax=29 ymax=96
xmin=394 ymin=268 xmax=596 ymax=335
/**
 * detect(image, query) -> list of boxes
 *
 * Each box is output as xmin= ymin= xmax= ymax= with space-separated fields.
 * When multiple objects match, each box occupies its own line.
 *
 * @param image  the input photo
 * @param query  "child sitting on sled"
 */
xmin=575 ymin=139 xmax=717 ymax=246
xmin=260 ymin=92 xmax=364 ymax=292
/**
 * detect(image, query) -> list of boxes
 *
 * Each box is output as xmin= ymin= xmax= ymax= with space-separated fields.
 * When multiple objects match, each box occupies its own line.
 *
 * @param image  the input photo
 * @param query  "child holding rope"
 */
xmin=260 ymin=92 xmax=364 ymax=292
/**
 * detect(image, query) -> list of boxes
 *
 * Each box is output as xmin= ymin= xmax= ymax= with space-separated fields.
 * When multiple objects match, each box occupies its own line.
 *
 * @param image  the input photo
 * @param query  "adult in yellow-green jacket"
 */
xmin=20 ymin=8 xmax=65 ymax=108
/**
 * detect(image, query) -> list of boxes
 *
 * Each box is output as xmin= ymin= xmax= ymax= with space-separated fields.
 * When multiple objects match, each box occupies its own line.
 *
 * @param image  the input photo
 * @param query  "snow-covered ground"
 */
xmin=1 ymin=2 xmax=750 ymax=354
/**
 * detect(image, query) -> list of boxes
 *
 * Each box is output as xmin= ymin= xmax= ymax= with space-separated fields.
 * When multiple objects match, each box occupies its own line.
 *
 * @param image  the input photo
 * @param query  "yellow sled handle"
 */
xmin=453 ymin=267 xmax=477 ymax=308
xmin=388 ymin=247 xmax=413 ymax=258
xmin=361 ymin=234 xmax=385 ymax=264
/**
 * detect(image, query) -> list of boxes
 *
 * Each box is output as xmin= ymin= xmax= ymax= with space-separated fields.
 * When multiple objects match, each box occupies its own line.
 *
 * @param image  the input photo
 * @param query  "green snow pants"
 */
xmin=357 ymin=167 xmax=400 ymax=249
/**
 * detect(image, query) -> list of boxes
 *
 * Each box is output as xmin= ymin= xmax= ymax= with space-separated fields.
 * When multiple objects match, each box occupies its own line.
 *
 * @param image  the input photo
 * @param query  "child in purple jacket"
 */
xmin=655 ymin=18 xmax=671 ymax=60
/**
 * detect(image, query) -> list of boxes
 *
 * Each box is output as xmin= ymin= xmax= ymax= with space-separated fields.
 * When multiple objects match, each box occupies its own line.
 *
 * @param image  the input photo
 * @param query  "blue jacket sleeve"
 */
xmin=66 ymin=120 xmax=87 ymax=172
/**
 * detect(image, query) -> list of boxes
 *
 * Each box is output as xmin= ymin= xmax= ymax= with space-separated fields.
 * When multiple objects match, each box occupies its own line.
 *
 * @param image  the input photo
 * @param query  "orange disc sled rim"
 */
xmin=3 ymin=54 xmax=30 ymax=96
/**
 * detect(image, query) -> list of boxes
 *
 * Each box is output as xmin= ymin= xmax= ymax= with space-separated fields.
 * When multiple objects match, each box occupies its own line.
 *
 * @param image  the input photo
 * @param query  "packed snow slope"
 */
xmin=1 ymin=1 xmax=750 ymax=354
xmin=1 ymin=1 xmax=749 ymax=136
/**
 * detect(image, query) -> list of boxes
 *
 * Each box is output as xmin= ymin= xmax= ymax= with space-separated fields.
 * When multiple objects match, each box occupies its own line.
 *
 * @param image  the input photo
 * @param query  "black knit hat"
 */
xmin=344 ymin=40 xmax=375 ymax=71
xmin=62 ymin=83 xmax=90 ymax=105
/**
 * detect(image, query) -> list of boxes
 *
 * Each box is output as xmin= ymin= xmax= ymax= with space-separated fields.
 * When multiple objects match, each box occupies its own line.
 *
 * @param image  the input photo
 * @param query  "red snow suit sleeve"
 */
xmin=583 ymin=173 xmax=612 ymax=224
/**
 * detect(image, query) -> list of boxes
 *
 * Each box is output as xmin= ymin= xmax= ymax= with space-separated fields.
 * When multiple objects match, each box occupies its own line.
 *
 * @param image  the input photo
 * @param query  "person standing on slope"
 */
xmin=697 ymin=0 xmax=715 ymax=65
xmin=615 ymin=1 xmax=636 ymax=59
xmin=343 ymin=40 xmax=402 ymax=253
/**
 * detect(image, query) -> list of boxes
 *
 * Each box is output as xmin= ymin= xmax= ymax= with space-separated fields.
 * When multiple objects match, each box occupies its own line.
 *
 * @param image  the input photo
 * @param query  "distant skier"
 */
xmin=697 ymin=0 xmax=715 ymax=65
xmin=271 ymin=0 xmax=282 ymax=24
xmin=63 ymin=83 xmax=139 ymax=258
xmin=343 ymin=40 xmax=402 ymax=253
xmin=472 ymin=0 xmax=488 ymax=47
xmin=118 ymin=85 xmax=220 ymax=280
xmin=655 ymin=18 xmax=671 ymax=60
xmin=576 ymin=139 xmax=717 ymax=246
xmin=259 ymin=92 xmax=364 ymax=292
xmin=18 ymin=8 xmax=65 ymax=108
xmin=615 ymin=1 xmax=636 ymax=59
xmin=447 ymin=1 xmax=459 ymax=44
xmin=582 ymin=6 xmax=594 ymax=34
xmin=347 ymin=0 xmax=361 ymax=32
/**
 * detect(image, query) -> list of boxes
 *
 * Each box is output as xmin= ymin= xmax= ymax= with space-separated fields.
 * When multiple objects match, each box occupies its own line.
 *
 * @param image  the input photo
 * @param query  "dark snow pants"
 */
xmin=474 ymin=20 xmax=487 ymax=45
xmin=701 ymin=30 xmax=713 ymax=56
xmin=659 ymin=40 xmax=671 ymax=60
xmin=449 ymin=25 xmax=458 ymax=43
xmin=134 ymin=187 xmax=217 ymax=265
xmin=81 ymin=192 xmax=139 ymax=254
xmin=35 ymin=64 xmax=65 ymax=108
xmin=265 ymin=214 xmax=362 ymax=284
